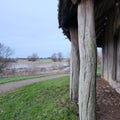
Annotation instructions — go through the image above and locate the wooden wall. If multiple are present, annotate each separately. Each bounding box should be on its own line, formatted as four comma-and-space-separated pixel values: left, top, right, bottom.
102, 7, 120, 93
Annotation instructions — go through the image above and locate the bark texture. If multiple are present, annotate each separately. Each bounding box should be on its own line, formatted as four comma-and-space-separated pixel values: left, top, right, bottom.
78, 0, 97, 120
70, 28, 80, 102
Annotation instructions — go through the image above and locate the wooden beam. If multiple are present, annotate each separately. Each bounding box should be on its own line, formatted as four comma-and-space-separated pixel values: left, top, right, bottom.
70, 27, 80, 102
95, 0, 115, 20
78, 0, 97, 120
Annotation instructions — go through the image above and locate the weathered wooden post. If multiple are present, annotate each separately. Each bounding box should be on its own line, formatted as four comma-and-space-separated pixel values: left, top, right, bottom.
78, 0, 97, 120
70, 27, 80, 102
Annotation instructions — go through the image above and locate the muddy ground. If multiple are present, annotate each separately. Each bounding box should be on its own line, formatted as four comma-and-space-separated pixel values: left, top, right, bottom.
97, 77, 120, 120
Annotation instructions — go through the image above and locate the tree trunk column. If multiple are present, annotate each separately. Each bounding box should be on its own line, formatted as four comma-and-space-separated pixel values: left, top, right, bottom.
70, 27, 80, 102
78, 0, 97, 120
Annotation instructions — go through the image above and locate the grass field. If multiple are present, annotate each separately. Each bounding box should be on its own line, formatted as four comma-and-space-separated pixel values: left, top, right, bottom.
0, 75, 45, 84
0, 76, 79, 120
0, 65, 102, 120
0, 73, 67, 84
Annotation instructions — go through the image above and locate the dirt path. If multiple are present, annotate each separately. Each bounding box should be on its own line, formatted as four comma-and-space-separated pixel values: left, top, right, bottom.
0, 74, 69, 94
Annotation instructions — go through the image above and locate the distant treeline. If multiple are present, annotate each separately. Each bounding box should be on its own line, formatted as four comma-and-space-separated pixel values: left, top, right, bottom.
13, 57, 51, 60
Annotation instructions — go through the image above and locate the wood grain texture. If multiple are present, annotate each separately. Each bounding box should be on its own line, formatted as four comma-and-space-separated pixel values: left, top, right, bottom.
78, 0, 97, 119
70, 28, 80, 102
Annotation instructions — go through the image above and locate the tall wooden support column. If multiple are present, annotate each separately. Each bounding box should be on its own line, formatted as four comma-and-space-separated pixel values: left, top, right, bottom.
70, 27, 80, 102
78, 0, 97, 120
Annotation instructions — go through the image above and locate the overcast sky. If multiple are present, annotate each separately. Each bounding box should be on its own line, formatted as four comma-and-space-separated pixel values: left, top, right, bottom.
0, 0, 71, 58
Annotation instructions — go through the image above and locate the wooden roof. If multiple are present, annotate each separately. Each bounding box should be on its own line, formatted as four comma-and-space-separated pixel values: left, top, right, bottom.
58, 0, 119, 47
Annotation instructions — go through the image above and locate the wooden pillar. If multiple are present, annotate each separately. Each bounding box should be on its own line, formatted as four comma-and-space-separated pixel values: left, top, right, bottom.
70, 27, 80, 102
78, 0, 97, 120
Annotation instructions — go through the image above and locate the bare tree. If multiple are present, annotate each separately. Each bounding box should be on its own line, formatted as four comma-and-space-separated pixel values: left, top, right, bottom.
27, 53, 39, 61
57, 52, 63, 62
51, 53, 57, 62
0, 43, 13, 75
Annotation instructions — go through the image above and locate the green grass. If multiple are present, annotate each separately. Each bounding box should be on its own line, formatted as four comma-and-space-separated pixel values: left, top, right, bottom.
0, 75, 46, 84
0, 76, 79, 120
97, 64, 102, 76
0, 73, 65, 84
